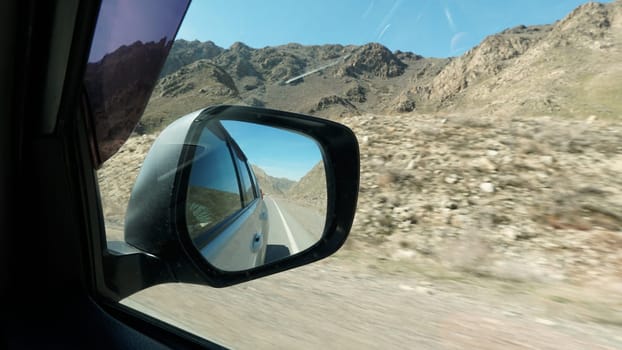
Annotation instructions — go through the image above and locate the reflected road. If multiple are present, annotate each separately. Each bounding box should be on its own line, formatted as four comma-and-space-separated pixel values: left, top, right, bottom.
264, 196, 324, 257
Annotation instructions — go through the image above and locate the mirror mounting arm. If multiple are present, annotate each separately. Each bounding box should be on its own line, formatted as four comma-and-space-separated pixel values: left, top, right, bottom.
103, 242, 177, 301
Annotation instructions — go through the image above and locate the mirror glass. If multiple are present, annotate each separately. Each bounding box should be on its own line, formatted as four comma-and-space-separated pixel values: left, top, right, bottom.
185, 119, 327, 272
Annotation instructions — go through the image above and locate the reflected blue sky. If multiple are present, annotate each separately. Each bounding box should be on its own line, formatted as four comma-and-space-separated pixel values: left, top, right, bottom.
222, 121, 322, 181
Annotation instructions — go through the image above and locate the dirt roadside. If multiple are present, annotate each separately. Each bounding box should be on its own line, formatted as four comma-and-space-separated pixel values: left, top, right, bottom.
122, 250, 622, 349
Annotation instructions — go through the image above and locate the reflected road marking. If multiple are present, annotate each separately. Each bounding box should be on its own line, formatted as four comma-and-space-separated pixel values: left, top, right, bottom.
267, 197, 300, 254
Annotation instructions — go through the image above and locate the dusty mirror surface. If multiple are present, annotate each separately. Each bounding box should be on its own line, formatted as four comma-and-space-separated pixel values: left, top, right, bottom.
185, 119, 327, 272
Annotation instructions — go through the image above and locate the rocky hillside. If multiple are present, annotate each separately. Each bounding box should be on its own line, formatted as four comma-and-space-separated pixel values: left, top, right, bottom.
428, 1, 622, 118
287, 161, 327, 212
427, 24, 553, 104
139, 40, 445, 132
251, 165, 295, 196
343, 112, 622, 284
252, 162, 327, 212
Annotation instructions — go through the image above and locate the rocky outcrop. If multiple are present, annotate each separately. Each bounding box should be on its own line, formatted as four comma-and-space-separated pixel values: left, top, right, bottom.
155, 60, 238, 97
314, 95, 357, 112
337, 43, 407, 78
252, 48, 307, 82
160, 39, 224, 77
156, 59, 238, 98
552, 2, 613, 44
393, 91, 416, 112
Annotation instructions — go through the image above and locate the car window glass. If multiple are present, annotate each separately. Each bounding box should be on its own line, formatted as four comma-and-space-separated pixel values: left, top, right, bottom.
185, 123, 242, 239
84, 0, 190, 164
96, 0, 622, 348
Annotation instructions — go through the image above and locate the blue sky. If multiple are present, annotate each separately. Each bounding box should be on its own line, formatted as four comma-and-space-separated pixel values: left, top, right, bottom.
176, 0, 610, 58
221, 121, 322, 181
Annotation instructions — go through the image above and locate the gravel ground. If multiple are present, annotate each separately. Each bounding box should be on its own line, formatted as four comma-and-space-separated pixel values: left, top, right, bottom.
123, 251, 622, 349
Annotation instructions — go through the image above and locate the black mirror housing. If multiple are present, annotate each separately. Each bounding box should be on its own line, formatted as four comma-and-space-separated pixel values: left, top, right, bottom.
105, 105, 359, 300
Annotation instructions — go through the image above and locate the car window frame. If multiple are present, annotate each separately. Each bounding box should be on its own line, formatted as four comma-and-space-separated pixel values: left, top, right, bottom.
244, 159, 260, 200
247, 162, 261, 199
232, 151, 256, 207
227, 134, 259, 207
8, 0, 255, 348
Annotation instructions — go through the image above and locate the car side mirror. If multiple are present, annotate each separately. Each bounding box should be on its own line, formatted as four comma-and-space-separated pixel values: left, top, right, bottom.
103, 105, 359, 300
185, 117, 328, 271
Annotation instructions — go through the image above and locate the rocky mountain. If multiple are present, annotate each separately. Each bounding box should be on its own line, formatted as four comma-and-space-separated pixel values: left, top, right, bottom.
138, 0, 621, 134
140, 40, 443, 132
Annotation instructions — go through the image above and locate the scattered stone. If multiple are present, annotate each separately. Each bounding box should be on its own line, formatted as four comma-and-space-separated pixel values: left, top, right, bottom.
415, 286, 434, 295
501, 226, 520, 241
394, 92, 416, 113
398, 284, 414, 291
471, 157, 498, 172
503, 311, 522, 317
534, 318, 557, 326
540, 155, 555, 165
393, 249, 416, 260
480, 182, 496, 193
486, 149, 499, 157
445, 202, 459, 210
444, 174, 459, 184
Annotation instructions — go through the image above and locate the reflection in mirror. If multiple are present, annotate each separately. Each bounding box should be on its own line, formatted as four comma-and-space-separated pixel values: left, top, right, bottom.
185, 119, 327, 272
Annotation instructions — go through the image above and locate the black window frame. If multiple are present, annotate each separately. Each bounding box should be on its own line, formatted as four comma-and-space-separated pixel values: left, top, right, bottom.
247, 163, 261, 198
227, 137, 258, 207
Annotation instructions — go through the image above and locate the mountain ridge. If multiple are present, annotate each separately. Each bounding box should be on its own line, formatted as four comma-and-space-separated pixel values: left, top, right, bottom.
134, 0, 621, 133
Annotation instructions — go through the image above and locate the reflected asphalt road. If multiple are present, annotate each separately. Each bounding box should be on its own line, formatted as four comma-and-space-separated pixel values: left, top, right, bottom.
104, 196, 324, 263
264, 196, 324, 256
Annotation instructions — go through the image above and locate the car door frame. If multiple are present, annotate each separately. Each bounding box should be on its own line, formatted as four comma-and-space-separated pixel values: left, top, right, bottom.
0, 0, 233, 348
